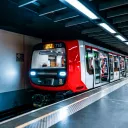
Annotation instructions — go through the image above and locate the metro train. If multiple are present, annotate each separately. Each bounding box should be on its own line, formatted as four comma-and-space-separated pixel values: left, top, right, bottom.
29, 40, 128, 107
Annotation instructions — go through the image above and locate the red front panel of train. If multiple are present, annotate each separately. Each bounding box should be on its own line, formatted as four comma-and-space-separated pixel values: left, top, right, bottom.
29, 40, 87, 92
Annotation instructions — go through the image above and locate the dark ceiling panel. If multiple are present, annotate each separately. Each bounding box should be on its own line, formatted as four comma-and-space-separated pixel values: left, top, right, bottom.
121, 28, 128, 32
102, 40, 119, 43
65, 17, 89, 27
88, 32, 108, 37
39, 3, 67, 16
38, 0, 58, 6
81, 27, 103, 34
93, 36, 116, 40
113, 15, 128, 24
99, 0, 128, 11
124, 33, 128, 35
97, 38, 119, 42
118, 22, 128, 28
81, 22, 95, 28
107, 7, 128, 18
53, 12, 79, 22
103, 42, 122, 45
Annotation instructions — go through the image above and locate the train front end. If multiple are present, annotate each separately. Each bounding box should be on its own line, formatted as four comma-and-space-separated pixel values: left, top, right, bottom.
29, 42, 69, 93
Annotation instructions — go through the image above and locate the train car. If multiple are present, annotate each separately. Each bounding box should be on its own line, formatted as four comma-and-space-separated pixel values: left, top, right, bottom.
29, 40, 128, 107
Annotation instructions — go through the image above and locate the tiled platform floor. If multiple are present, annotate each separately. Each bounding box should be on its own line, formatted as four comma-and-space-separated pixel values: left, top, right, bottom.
51, 84, 128, 128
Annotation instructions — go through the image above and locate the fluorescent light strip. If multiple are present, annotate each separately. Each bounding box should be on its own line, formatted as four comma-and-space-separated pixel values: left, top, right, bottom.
115, 35, 126, 42
125, 42, 128, 45
18, 0, 37, 7
65, 0, 98, 20
99, 23, 116, 34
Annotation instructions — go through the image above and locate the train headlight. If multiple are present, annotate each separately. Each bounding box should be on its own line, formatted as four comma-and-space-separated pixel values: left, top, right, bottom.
30, 71, 36, 76
59, 71, 66, 77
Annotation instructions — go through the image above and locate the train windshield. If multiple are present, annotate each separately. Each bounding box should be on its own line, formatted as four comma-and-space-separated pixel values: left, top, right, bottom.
31, 48, 66, 69
30, 42, 66, 86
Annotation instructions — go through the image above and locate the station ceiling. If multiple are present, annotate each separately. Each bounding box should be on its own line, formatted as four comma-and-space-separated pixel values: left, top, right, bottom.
1, 0, 128, 54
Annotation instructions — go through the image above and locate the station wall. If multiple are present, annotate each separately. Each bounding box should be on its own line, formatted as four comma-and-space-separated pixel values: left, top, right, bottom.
0, 29, 42, 111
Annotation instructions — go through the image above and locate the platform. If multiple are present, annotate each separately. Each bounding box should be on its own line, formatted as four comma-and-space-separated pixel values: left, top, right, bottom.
0, 78, 128, 128
51, 83, 128, 128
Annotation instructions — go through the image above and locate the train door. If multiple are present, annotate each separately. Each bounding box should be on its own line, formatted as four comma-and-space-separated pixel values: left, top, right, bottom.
125, 58, 128, 77
94, 50, 109, 87
85, 47, 94, 89
93, 50, 100, 84
99, 52, 109, 83
109, 54, 114, 82
119, 56, 125, 78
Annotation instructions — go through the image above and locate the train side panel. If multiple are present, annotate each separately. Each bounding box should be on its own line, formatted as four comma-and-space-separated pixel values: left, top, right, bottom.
65, 40, 87, 92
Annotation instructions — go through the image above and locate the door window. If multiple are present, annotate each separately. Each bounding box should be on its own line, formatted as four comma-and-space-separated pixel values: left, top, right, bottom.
119, 56, 125, 77
109, 55, 114, 80
114, 56, 119, 71
86, 49, 93, 75
94, 51, 100, 84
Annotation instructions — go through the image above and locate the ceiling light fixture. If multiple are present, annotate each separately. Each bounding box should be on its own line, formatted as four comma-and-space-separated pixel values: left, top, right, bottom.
125, 42, 128, 45
63, 0, 98, 20
99, 23, 116, 34
18, 0, 37, 7
115, 35, 126, 42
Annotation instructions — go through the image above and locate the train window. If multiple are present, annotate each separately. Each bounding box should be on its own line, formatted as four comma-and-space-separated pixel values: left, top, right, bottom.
95, 59, 100, 70
94, 51, 100, 74
86, 49, 93, 75
114, 56, 119, 71
120, 57, 125, 69
94, 51, 100, 84
109, 55, 114, 72
109, 55, 114, 80
99, 52, 108, 81
126, 59, 128, 74
119, 56, 125, 77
